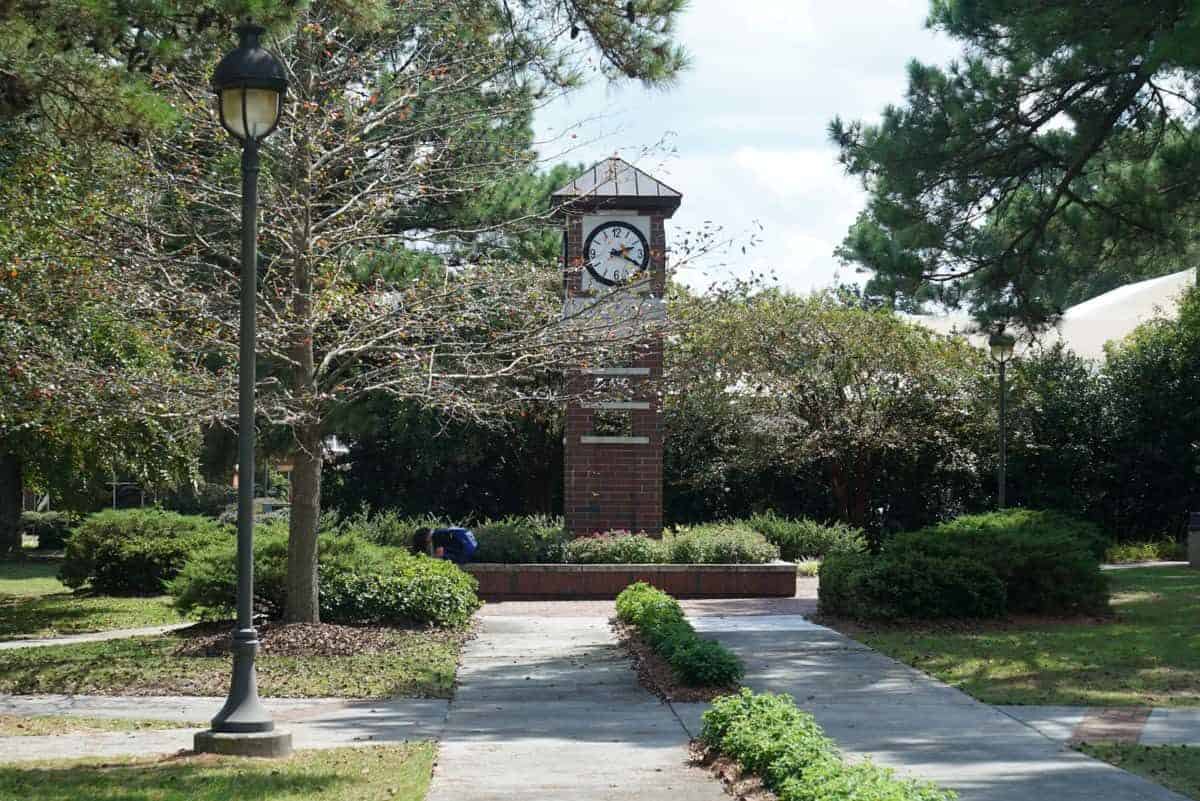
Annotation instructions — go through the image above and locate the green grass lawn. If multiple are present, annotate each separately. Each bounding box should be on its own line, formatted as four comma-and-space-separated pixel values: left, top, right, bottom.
0, 715, 201, 736
0, 628, 464, 698
843, 567, 1200, 706
1079, 744, 1200, 800
0, 560, 184, 640
0, 744, 436, 801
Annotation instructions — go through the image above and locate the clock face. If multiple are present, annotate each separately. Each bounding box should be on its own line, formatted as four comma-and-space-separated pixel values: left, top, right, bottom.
584, 221, 650, 287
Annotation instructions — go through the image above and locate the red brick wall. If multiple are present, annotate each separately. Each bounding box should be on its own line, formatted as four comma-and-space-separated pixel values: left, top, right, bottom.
563, 212, 666, 536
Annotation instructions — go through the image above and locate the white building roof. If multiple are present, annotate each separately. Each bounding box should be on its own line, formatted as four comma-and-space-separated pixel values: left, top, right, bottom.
907, 269, 1196, 361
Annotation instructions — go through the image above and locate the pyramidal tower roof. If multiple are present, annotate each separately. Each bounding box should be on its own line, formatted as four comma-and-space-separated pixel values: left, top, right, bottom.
551, 157, 682, 217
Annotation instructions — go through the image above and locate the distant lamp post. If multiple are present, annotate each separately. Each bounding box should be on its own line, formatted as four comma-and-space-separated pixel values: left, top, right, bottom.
196, 23, 291, 758
989, 331, 1016, 509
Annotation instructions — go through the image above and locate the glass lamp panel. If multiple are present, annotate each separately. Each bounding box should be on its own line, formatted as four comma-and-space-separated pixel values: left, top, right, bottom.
220, 87, 280, 140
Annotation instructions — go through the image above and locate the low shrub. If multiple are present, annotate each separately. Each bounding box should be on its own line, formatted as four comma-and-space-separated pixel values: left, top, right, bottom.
796, 559, 820, 577
20, 511, 74, 550
747, 513, 867, 562
819, 550, 1007, 620
60, 509, 227, 595
473, 515, 569, 563
665, 524, 779, 564
1105, 539, 1186, 564
336, 508, 450, 549
819, 509, 1108, 620
169, 522, 479, 627
616, 582, 743, 687
566, 532, 668, 564
701, 689, 955, 801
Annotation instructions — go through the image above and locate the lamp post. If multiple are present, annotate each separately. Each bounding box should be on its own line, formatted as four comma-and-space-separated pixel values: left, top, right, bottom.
989, 331, 1016, 509
195, 23, 291, 758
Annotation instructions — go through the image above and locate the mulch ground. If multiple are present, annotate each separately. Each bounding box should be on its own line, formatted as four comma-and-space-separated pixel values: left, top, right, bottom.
172, 621, 428, 658
611, 620, 736, 703
690, 741, 779, 801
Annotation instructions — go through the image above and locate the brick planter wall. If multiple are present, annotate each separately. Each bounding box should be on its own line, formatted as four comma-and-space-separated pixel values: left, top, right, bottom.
465, 561, 797, 601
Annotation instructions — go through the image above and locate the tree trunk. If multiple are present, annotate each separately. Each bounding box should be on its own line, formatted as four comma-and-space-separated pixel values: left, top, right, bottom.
285, 423, 322, 623
0, 447, 21, 554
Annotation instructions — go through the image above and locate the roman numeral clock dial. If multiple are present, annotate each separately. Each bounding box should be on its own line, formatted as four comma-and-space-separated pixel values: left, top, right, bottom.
584, 221, 649, 287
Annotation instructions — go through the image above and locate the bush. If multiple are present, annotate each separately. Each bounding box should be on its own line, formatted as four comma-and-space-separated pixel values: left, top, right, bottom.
747, 513, 867, 562
616, 582, 743, 687
20, 511, 74, 550
819, 509, 1108, 620
819, 551, 1007, 620
1105, 539, 1186, 563
665, 524, 779, 564
169, 521, 479, 627
60, 509, 227, 595
565, 532, 669, 564
473, 515, 569, 563
336, 508, 450, 549
701, 689, 954, 801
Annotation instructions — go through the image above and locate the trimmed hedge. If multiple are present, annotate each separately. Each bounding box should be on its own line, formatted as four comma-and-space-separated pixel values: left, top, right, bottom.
566, 532, 668, 563
615, 582, 743, 687
60, 509, 227, 595
667, 524, 779, 564
168, 522, 479, 628
747, 513, 867, 562
819, 509, 1108, 620
701, 689, 954, 801
473, 515, 569, 563
20, 511, 74, 550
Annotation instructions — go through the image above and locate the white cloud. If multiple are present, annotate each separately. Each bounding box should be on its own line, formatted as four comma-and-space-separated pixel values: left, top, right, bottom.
535, 0, 960, 293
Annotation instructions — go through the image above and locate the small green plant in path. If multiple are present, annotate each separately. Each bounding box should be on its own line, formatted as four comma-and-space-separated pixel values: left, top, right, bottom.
850, 567, 1200, 707
701, 689, 955, 801
0, 744, 436, 801
1077, 744, 1200, 800
616, 582, 743, 687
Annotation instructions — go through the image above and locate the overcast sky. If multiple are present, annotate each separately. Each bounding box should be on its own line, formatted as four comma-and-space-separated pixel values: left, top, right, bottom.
534, 0, 960, 293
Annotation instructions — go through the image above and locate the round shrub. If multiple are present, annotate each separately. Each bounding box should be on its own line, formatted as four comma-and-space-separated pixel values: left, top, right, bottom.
169, 522, 479, 627
20, 511, 74, 550
473, 515, 569, 563
819, 550, 1007, 620
60, 509, 227, 595
565, 532, 669, 564
747, 512, 867, 561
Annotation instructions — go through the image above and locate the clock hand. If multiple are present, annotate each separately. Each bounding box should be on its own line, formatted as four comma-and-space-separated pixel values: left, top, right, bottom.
609, 248, 644, 268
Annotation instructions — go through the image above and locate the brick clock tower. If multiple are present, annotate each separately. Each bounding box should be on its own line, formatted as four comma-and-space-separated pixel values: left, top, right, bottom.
551, 158, 682, 537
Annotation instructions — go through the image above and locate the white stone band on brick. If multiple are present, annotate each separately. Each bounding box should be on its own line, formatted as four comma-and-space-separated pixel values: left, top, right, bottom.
580, 435, 651, 444
581, 401, 652, 410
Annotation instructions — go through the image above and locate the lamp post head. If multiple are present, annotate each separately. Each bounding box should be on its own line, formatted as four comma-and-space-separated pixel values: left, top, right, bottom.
988, 331, 1016, 364
212, 23, 288, 143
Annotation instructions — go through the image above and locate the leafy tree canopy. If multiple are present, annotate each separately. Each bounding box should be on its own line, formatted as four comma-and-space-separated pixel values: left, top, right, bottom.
833, 0, 1200, 329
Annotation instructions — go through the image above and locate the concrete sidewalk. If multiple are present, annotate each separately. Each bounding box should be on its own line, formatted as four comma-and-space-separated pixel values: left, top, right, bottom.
0, 623, 193, 650
426, 615, 723, 801
679, 614, 1188, 801
1000, 705, 1200, 746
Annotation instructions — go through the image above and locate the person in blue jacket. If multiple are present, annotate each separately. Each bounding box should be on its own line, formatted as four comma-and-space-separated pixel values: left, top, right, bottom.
411, 526, 477, 565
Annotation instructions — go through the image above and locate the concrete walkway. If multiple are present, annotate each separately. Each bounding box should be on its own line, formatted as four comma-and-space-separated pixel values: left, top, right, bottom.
1000, 706, 1200, 746
678, 614, 1188, 801
426, 615, 724, 801
0, 622, 193, 650
0, 694, 448, 762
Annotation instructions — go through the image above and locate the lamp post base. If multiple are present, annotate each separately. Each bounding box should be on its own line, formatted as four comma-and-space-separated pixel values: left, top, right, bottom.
194, 728, 293, 758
